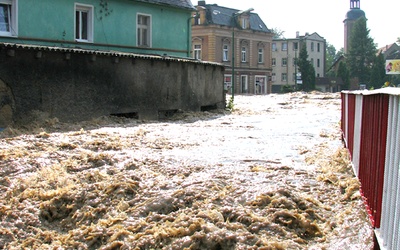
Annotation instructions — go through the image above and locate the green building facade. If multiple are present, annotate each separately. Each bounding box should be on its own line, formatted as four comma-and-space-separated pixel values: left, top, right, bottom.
0, 0, 195, 57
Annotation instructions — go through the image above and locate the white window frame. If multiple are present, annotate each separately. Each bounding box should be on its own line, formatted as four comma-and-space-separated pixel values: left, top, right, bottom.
241, 18, 247, 29
194, 44, 201, 60
75, 3, 94, 43
272, 58, 276, 66
255, 76, 266, 94
137, 13, 152, 47
271, 73, 276, 82
0, 0, 17, 37
282, 58, 287, 67
282, 42, 287, 51
272, 43, 277, 51
282, 73, 287, 82
241, 46, 247, 62
223, 44, 229, 62
293, 42, 298, 51
258, 48, 264, 63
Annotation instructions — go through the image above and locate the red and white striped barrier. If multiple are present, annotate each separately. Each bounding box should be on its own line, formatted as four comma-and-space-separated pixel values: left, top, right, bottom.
341, 88, 400, 250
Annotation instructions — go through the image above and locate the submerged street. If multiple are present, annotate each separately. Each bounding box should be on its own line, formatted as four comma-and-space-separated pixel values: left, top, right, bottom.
0, 92, 374, 249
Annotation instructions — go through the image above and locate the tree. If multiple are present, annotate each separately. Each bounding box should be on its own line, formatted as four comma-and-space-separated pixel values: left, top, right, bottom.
336, 48, 344, 60
271, 28, 285, 39
325, 43, 337, 77
337, 61, 350, 90
297, 43, 315, 91
369, 53, 388, 89
347, 17, 376, 87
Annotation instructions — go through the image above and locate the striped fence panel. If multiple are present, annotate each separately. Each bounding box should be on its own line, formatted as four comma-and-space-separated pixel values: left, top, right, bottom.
341, 88, 400, 250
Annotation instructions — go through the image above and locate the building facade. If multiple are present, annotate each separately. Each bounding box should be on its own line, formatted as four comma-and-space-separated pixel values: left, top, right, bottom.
191, 1, 273, 95
271, 32, 326, 93
0, 0, 195, 57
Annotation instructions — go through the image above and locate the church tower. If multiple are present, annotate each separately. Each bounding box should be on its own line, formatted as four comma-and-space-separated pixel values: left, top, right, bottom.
343, 0, 366, 53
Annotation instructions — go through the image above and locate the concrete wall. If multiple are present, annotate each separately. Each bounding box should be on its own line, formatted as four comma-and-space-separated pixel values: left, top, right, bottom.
0, 45, 225, 125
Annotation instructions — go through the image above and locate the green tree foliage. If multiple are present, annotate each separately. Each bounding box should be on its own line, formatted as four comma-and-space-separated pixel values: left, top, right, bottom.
325, 43, 337, 77
337, 61, 350, 90
369, 53, 388, 89
336, 48, 344, 60
271, 28, 285, 39
347, 18, 376, 86
297, 43, 315, 91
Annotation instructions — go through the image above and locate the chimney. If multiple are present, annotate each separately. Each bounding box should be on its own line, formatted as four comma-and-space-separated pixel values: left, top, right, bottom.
198, 1, 206, 6
296, 31, 299, 38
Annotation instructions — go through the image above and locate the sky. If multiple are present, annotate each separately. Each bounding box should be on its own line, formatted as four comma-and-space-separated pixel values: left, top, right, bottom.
206, 0, 400, 51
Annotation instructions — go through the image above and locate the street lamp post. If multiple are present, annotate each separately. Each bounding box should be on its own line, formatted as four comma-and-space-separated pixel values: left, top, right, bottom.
214, 8, 253, 101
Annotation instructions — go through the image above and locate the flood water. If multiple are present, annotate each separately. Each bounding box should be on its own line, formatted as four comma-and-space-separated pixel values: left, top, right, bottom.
0, 92, 374, 249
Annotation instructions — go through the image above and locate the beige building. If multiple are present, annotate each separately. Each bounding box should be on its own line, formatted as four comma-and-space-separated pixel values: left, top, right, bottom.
271, 32, 326, 93
191, 1, 274, 95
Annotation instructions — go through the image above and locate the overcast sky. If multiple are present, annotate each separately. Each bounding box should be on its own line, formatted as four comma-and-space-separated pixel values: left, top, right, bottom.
205, 0, 399, 51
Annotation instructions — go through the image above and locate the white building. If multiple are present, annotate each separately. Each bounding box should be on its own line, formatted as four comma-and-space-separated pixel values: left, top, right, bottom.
271, 32, 326, 93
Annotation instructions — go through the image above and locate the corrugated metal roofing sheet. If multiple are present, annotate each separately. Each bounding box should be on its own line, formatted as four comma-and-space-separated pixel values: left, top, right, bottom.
0, 42, 222, 66
342, 87, 400, 96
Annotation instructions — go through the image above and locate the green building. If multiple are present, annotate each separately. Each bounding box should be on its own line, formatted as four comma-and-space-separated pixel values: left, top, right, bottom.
0, 0, 195, 57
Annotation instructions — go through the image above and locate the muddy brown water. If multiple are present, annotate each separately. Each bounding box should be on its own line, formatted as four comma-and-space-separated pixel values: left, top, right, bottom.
0, 92, 374, 249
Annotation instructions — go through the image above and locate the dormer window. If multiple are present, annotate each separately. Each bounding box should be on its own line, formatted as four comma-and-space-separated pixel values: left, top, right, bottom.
241, 18, 247, 29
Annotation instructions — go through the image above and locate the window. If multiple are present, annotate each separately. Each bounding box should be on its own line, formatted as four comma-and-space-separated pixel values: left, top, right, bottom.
293, 42, 298, 50
311, 42, 314, 51
241, 18, 247, 29
272, 58, 276, 66
255, 76, 266, 94
194, 44, 201, 60
137, 14, 151, 47
272, 43, 277, 51
282, 73, 287, 82
194, 14, 201, 25
75, 4, 93, 42
241, 47, 247, 62
282, 42, 287, 51
293, 57, 297, 66
258, 48, 264, 63
0, 0, 17, 36
317, 58, 320, 67
271, 73, 276, 82
317, 43, 320, 52
311, 58, 314, 66
223, 44, 229, 61
282, 58, 287, 67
